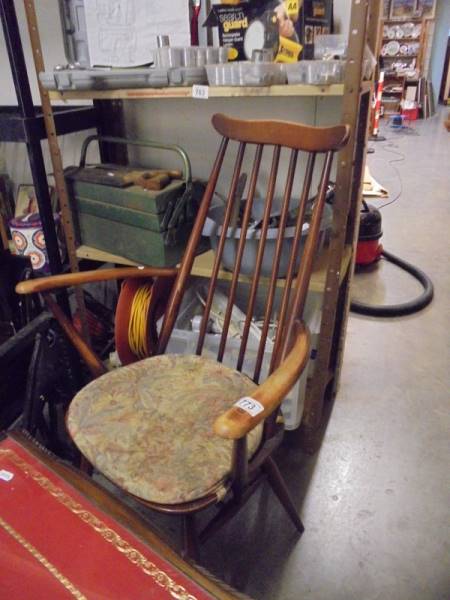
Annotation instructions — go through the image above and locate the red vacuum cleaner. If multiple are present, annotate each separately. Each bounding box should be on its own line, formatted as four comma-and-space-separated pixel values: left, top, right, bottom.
351, 201, 433, 316
355, 201, 383, 266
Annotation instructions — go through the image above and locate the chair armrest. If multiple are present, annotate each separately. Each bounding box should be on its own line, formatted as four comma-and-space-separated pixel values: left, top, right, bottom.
15, 266, 178, 295
213, 321, 310, 440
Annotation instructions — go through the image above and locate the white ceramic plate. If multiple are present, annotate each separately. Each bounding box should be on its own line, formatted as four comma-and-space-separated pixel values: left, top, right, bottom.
394, 25, 404, 39
402, 22, 414, 38
387, 26, 396, 39
412, 24, 421, 39
385, 41, 400, 57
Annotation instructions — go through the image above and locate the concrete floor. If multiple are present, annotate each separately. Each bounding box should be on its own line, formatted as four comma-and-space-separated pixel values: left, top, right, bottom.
118, 109, 450, 599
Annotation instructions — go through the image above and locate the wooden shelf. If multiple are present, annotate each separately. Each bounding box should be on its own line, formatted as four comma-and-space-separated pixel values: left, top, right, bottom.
193, 246, 353, 291
76, 244, 353, 294
383, 18, 423, 23
48, 81, 375, 102
76, 245, 138, 266
49, 83, 346, 101
383, 37, 420, 42
383, 54, 418, 58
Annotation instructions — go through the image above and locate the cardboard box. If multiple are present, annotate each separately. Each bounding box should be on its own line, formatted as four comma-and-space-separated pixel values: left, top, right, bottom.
301, 0, 334, 59
204, 0, 333, 62
204, 1, 303, 62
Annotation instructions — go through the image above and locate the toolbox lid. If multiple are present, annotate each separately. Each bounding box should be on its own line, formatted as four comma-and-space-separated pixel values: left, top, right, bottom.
65, 170, 185, 215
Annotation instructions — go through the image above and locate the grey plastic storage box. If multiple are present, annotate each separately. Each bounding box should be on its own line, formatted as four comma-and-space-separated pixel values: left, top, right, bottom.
202, 202, 333, 277
39, 66, 209, 92
39, 68, 169, 91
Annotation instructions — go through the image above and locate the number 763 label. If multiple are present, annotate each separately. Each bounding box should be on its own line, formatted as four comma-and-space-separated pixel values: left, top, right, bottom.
192, 85, 209, 99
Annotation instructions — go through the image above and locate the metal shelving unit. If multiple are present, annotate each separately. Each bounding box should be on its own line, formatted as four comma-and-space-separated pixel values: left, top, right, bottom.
0, 106, 97, 143
0, 1, 96, 282
15, 0, 381, 452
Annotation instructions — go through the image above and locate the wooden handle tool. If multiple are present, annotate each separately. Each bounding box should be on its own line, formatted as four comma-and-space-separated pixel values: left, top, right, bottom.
137, 173, 171, 191
147, 169, 183, 179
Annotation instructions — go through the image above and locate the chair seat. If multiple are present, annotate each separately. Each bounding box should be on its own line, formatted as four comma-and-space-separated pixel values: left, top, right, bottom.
67, 354, 261, 505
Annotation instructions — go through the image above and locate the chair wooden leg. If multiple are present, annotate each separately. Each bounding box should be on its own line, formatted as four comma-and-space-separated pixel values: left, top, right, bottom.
199, 477, 262, 543
199, 500, 241, 544
181, 514, 200, 562
263, 456, 304, 533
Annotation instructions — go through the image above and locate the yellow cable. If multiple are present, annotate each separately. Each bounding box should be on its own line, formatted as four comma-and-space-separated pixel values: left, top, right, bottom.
128, 283, 153, 359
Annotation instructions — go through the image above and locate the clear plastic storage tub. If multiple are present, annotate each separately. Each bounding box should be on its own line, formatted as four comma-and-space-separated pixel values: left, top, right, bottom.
286, 60, 345, 85
314, 35, 347, 60
168, 67, 207, 86
205, 62, 286, 87
155, 46, 228, 69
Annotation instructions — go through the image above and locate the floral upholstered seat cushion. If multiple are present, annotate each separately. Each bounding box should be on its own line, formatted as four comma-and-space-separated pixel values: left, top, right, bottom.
67, 354, 261, 505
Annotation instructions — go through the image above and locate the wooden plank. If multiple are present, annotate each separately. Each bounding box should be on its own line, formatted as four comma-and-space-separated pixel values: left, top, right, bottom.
23, 0, 90, 342
76, 245, 139, 266
49, 84, 345, 102
75, 244, 352, 293
190, 245, 352, 292
301, 0, 380, 446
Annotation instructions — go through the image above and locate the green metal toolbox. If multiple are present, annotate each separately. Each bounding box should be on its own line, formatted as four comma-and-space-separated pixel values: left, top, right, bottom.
65, 135, 197, 266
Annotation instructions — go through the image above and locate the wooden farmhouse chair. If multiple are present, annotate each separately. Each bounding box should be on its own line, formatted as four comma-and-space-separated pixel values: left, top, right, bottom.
16, 114, 349, 559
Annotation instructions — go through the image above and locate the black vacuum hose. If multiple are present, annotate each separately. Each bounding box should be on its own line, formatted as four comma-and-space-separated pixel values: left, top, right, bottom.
350, 249, 434, 317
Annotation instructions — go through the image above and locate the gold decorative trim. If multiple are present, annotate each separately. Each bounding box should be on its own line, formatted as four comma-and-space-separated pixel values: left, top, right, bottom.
0, 514, 87, 599
0, 448, 199, 600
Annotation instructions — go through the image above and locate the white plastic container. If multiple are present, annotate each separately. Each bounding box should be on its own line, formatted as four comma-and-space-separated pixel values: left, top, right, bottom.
163, 285, 323, 430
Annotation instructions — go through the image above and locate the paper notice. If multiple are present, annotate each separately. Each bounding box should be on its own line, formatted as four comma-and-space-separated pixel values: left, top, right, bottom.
84, 0, 191, 67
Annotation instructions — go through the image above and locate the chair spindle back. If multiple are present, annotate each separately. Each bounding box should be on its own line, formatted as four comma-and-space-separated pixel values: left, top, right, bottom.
158, 114, 349, 385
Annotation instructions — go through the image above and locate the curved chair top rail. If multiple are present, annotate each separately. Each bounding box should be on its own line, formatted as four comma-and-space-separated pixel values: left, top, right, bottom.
212, 113, 350, 153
